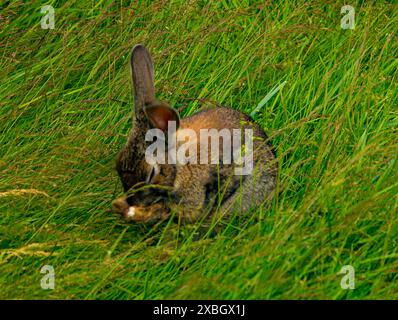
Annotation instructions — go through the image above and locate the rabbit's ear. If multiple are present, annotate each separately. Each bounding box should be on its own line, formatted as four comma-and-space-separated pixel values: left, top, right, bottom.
144, 104, 180, 132
130, 45, 155, 117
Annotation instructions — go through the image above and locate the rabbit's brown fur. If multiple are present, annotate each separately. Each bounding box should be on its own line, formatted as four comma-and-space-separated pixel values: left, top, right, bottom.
112, 45, 277, 223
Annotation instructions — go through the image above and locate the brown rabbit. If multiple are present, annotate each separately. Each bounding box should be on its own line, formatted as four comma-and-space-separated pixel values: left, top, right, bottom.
112, 44, 277, 223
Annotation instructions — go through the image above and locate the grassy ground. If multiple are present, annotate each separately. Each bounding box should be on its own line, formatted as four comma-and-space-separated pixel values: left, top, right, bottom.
0, 0, 397, 299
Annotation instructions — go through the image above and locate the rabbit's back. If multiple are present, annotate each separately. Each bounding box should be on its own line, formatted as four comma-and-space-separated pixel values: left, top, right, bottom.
171, 106, 277, 220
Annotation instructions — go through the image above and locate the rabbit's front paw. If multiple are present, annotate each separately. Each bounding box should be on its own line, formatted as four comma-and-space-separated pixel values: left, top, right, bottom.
112, 197, 170, 223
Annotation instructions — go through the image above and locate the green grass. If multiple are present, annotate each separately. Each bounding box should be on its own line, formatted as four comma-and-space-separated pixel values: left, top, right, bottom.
1, 0, 397, 299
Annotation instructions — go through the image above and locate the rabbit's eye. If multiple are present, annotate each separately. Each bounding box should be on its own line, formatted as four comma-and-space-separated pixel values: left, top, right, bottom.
146, 164, 159, 183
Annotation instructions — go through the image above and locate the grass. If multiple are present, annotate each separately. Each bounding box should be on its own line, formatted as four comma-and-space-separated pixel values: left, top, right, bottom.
0, 0, 397, 299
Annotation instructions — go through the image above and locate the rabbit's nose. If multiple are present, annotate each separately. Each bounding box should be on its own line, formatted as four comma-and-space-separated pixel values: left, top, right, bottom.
112, 198, 129, 216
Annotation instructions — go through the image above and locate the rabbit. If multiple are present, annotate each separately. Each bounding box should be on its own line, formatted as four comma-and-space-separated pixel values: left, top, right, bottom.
112, 44, 277, 223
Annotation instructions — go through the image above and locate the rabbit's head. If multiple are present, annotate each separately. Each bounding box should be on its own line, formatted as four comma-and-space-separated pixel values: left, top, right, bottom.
113, 45, 179, 221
